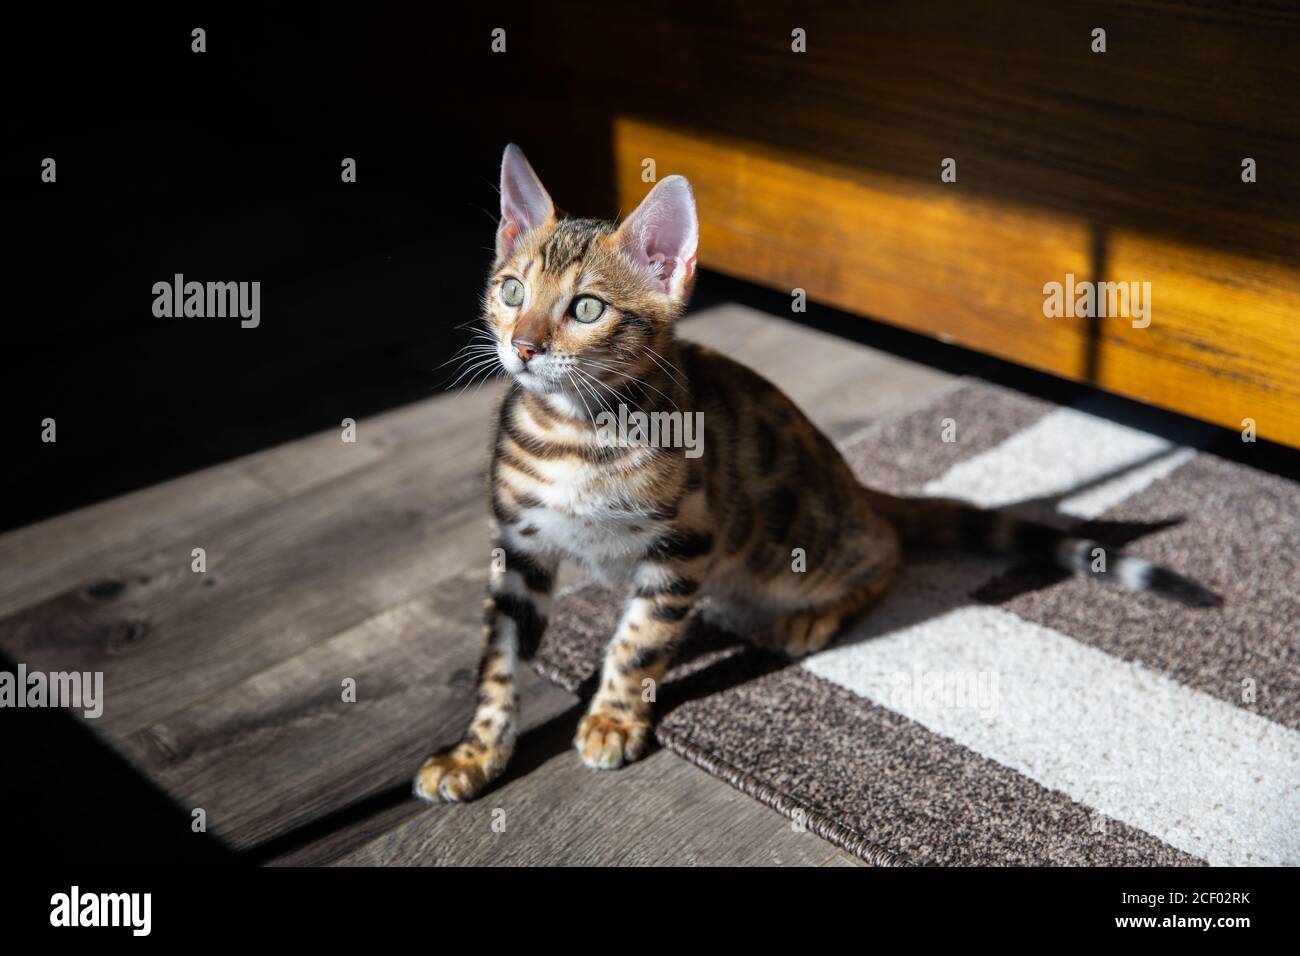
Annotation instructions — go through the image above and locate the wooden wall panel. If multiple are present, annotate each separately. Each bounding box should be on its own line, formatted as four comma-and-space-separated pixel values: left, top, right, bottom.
1099, 233, 1300, 440
614, 118, 1300, 447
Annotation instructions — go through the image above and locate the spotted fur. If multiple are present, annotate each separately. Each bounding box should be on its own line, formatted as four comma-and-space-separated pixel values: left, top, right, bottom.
412, 146, 1219, 803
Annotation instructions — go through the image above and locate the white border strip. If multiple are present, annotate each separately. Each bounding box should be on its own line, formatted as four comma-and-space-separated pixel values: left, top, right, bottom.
923, 406, 1198, 519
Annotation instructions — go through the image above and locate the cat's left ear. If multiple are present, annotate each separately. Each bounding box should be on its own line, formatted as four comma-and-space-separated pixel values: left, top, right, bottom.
497, 143, 555, 261
615, 175, 698, 300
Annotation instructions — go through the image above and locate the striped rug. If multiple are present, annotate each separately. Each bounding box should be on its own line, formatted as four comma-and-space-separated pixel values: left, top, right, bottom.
535, 380, 1300, 866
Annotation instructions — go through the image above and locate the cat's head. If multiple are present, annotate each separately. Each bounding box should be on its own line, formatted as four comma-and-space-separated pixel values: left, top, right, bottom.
481, 144, 697, 398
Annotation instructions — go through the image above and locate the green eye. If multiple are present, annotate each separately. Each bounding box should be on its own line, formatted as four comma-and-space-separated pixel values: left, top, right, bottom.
500, 278, 525, 307
571, 295, 605, 323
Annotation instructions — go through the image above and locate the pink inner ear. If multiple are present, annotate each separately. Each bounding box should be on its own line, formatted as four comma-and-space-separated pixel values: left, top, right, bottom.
498, 217, 523, 252
621, 177, 698, 291
500, 145, 553, 238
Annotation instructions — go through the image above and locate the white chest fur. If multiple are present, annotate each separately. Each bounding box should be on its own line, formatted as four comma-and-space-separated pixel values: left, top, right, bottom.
499, 393, 675, 583
506, 457, 662, 582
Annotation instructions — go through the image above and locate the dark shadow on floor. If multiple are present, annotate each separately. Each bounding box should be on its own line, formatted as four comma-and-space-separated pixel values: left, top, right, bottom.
0, 651, 237, 867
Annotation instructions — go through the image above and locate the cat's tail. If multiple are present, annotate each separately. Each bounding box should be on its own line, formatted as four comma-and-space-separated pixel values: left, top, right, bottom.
861, 489, 1221, 609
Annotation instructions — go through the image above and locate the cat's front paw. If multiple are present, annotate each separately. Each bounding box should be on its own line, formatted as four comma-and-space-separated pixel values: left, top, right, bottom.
574, 711, 650, 770
412, 744, 502, 803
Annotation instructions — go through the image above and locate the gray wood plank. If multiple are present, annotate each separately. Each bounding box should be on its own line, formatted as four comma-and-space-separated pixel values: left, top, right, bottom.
0, 392, 499, 736
0, 388, 500, 619
332, 744, 841, 867
821, 851, 869, 867
116, 567, 575, 852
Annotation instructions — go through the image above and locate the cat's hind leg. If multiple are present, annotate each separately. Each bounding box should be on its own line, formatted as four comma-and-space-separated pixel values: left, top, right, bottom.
770, 553, 898, 658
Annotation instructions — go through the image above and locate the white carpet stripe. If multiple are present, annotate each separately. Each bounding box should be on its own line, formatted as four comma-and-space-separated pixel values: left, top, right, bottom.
807, 404, 1298, 865
922, 406, 1197, 519
804, 598, 1300, 866
1057, 446, 1197, 519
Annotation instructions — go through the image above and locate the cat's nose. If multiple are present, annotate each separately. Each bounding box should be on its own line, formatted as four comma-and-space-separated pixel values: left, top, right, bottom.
512, 338, 543, 364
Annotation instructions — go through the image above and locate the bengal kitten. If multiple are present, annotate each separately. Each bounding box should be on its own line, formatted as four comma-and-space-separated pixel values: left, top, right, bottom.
413, 144, 1219, 803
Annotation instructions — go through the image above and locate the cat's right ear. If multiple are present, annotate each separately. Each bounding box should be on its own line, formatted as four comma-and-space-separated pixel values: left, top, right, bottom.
497, 144, 555, 262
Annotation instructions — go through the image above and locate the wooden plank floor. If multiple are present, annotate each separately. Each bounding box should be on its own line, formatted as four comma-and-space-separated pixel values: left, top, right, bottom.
0, 304, 953, 866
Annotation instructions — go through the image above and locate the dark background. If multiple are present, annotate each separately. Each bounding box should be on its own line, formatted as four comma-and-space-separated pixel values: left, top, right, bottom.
5, 5, 590, 533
